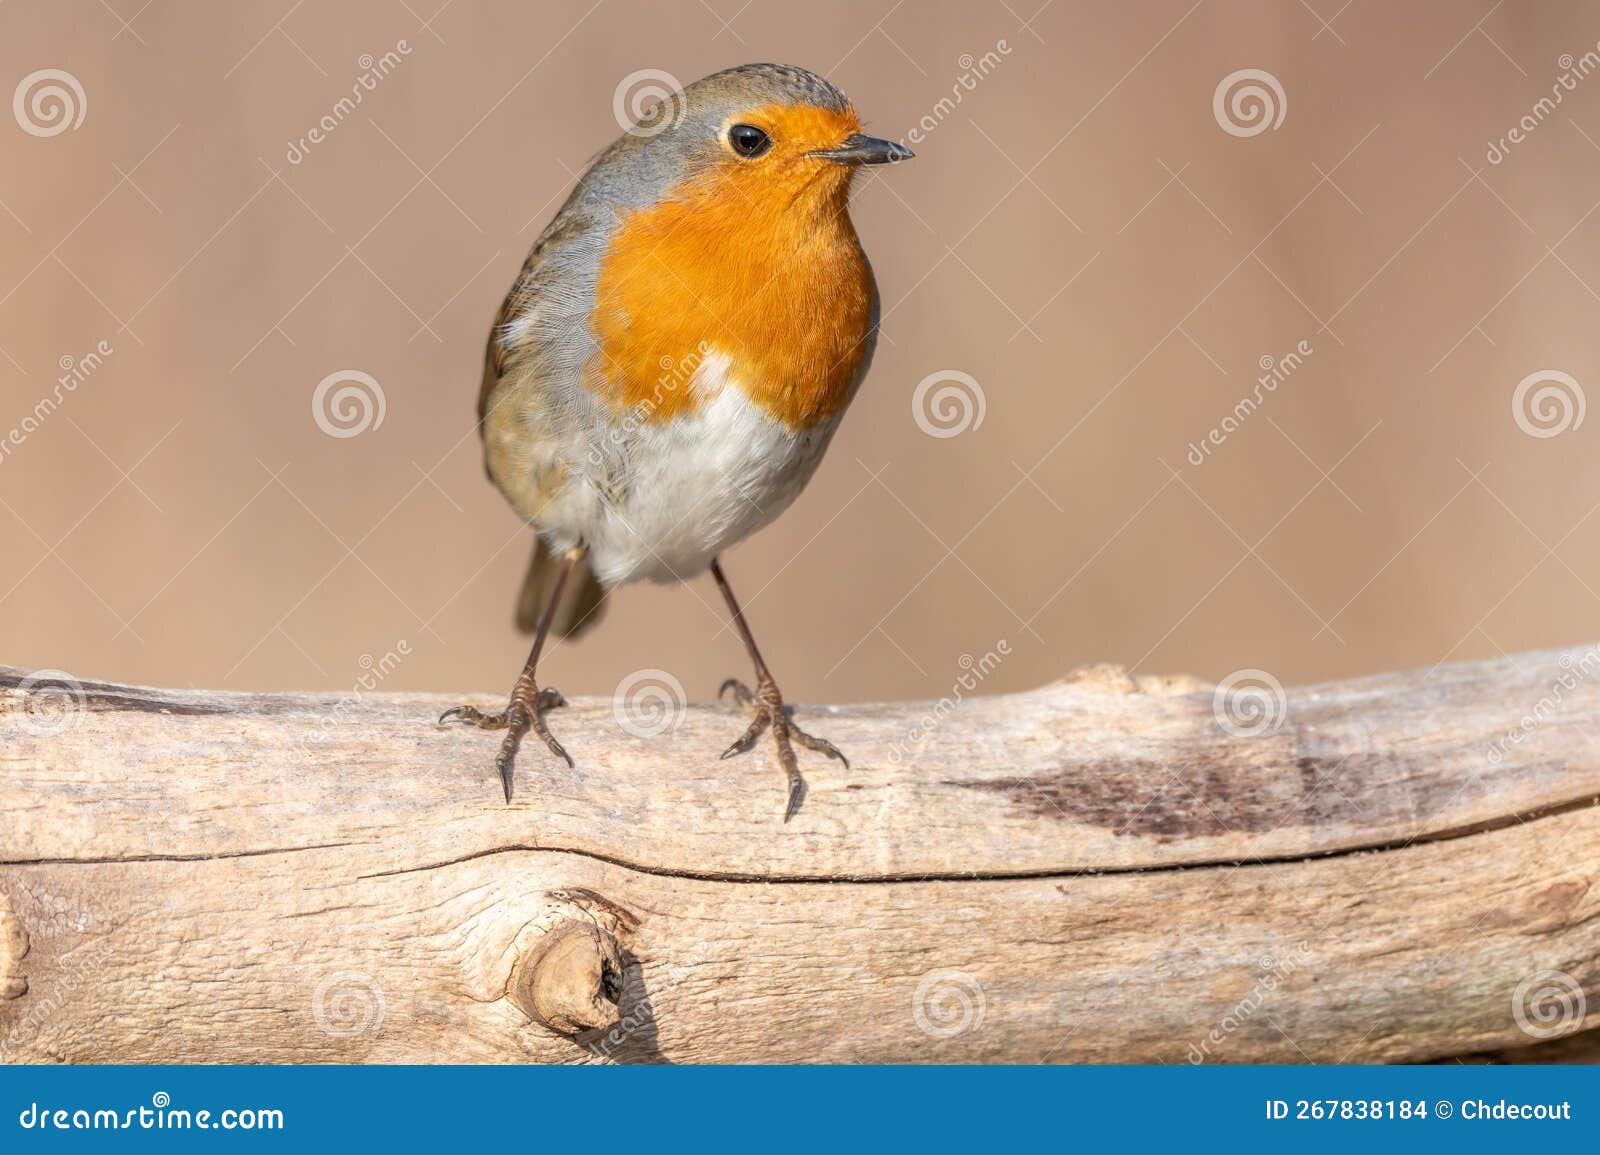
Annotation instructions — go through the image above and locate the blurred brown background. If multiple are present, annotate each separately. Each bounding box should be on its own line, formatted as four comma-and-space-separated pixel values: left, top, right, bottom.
2, 0, 1597, 705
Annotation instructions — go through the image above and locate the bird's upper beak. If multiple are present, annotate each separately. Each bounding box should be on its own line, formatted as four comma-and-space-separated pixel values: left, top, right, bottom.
810, 133, 915, 165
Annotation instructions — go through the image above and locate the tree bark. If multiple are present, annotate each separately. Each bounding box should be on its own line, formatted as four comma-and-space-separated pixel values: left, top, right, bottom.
1, 647, 1597, 1064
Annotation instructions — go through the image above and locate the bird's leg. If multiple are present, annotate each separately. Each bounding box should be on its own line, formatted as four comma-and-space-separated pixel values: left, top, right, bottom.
710, 557, 847, 822
440, 544, 583, 802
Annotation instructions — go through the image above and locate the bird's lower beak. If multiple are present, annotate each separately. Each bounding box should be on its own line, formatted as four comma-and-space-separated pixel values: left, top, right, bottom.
810, 134, 915, 165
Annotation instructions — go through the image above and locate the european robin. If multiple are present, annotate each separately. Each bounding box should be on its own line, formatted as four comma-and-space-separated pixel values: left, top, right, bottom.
441, 63, 912, 817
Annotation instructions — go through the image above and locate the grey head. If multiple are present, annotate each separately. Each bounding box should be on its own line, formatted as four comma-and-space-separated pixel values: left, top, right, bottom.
571, 63, 907, 219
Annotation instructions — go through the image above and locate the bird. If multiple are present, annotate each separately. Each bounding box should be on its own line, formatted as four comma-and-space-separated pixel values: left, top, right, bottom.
440, 63, 913, 818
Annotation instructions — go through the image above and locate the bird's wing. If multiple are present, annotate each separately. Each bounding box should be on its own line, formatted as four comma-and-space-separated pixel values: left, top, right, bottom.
477, 128, 674, 525
477, 196, 614, 528
478, 205, 596, 424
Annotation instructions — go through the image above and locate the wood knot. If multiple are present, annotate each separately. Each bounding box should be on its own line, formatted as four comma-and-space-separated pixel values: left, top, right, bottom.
508, 920, 623, 1035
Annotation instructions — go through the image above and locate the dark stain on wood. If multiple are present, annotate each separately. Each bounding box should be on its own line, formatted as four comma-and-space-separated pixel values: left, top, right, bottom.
944, 748, 1503, 839
549, 887, 641, 932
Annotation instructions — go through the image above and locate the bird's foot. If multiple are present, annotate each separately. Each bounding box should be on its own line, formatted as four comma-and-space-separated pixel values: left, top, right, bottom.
718, 677, 848, 821
439, 675, 570, 802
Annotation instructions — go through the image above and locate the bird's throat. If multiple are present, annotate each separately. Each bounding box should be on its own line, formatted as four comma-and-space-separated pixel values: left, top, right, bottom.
588, 176, 875, 430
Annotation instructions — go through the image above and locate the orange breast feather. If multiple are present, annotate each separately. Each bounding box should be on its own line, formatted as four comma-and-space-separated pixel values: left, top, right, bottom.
587, 111, 877, 430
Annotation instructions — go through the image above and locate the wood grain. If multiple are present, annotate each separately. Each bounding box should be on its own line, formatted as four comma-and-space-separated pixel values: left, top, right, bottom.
1, 647, 1597, 1063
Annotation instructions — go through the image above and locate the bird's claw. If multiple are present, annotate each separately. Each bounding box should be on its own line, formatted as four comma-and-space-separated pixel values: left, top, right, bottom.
439, 683, 570, 802
718, 677, 847, 821
438, 703, 493, 727
718, 708, 771, 760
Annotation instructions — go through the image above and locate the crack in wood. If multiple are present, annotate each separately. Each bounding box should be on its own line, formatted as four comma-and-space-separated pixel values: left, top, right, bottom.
3, 796, 1595, 886
342, 790, 1600, 885
0, 842, 361, 868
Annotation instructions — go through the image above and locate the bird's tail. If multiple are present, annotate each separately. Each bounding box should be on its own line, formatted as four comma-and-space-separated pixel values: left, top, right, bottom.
515, 538, 606, 639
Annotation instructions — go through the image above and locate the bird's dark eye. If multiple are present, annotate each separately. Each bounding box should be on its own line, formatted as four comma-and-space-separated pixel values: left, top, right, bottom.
727, 123, 772, 158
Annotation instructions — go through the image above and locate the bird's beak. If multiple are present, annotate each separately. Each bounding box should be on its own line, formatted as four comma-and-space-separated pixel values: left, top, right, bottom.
810, 134, 915, 165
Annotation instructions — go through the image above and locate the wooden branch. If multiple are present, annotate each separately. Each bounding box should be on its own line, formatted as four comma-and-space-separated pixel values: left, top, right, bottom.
2, 647, 1598, 1064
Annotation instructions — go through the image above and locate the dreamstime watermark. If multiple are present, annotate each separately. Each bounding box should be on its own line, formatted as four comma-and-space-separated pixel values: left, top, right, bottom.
13, 68, 86, 137
585, 934, 716, 1060
1213, 68, 1286, 137
612, 669, 687, 739
1485, 644, 1600, 765
1186, 339, 1312, 465
0, 888, 114, 1063
285, 41, 413, 164
1511, 369, 1585, 438
1187, 942, 1313, 1062
912, 969, 986, 1039
587, 340, 713, 466
16, 1093, 284, 1131
0, 340, 113, 469
312, 369, 386, 438
912, 370, 986, 438
0, 941, 115, 1062
1487, 46, 1600, 165
1512, 970, 1587, 1039
311, 971, 386, 1038
7, 669, 88, 738
887, 640, 1011, 764
586, 993, 658, 1060
614, 69, 685, 137
1213, 668, 1287, 737
296, 641, 412, 758
904, 41, 1013, 147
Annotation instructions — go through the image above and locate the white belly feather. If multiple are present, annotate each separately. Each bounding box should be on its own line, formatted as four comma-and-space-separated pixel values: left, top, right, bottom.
575, 356, 839, 586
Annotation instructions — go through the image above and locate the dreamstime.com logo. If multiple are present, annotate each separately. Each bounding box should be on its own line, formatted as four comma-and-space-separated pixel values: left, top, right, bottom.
587, 994, 657, 1060
886, 641, 1011, 765
13, 68, 86, 137
1, 927, 113, 1062
1189, 943, 1314, 1062
286, 40, 413, 165
1212, 668, 1287, 737
311, 971, 386, 1038
615, 69, 684, 137
312, 369, 386, 438
1186, 340, 1313, 466
295, 641, 412, 759
912, 968, 986, 1039
1512, 369, 1585, 438
587, 340, 714, 467
1213, 68, 1286, 137
612, 669, 687, 738
15, 1092, 284, 1132
0, 339, 114, 471
9, 669, 87, 737
904, 41, 1013, 146
1512, 970, 1587, 1040
913, 370, 986, 438
1485, 644, 1600, 766
1487, 46, 1600, 165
